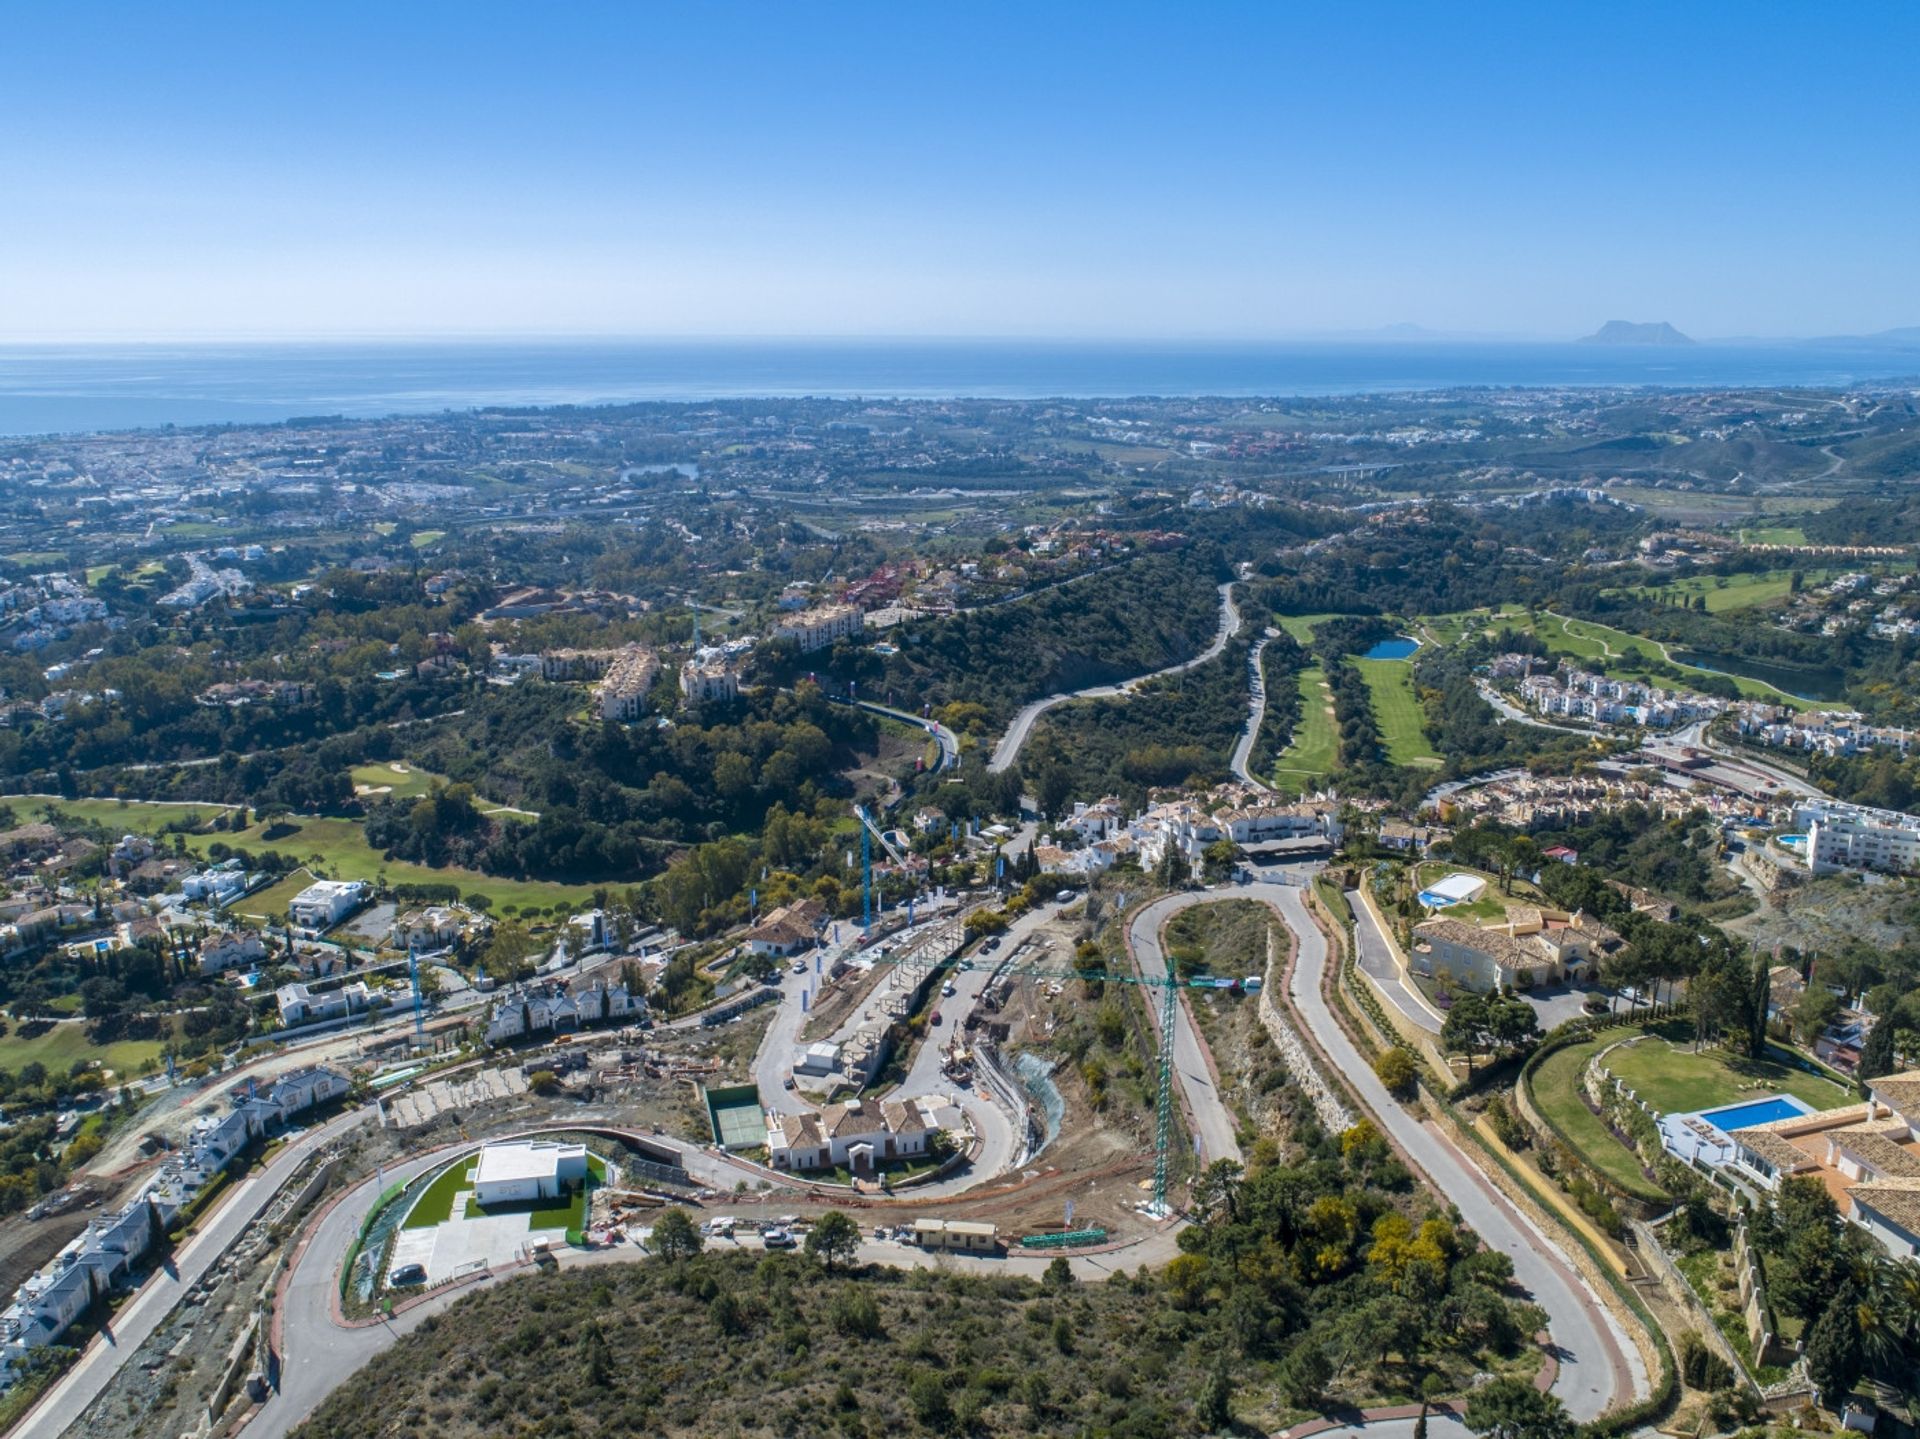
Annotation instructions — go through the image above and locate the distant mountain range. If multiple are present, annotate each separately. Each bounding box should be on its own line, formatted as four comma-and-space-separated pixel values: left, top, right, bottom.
1578, 320, 1695, 346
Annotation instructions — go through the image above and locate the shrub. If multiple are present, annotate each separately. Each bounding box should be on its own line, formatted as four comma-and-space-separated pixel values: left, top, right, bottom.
1373, 1047, 1417, 1098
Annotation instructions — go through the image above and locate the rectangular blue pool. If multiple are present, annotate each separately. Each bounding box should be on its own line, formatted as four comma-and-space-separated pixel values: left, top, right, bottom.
1697, 1096, 1811, 1132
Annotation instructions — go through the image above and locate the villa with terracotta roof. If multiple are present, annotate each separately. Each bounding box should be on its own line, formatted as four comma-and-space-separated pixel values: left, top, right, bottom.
1410, 906, 1624, 993
1726, 1069, 1920, 1258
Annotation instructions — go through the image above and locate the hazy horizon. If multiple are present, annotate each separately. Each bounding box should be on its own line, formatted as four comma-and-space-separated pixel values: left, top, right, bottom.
3, 3, 1917, 343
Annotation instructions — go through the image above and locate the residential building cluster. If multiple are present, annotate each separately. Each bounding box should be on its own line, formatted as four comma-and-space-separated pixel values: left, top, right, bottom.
1509, 660, 1727, 729
1, 1065, 349, 1376
1032, 783, 1342, 877
678, 648, 742, 703
482, 976, 643, 1046
771, 602, 862, 654
1432, 772, 1712, 831
1732, 702, 1914, 760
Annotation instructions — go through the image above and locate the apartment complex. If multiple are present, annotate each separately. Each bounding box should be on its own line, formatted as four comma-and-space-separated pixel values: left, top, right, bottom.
771, 602, 861, 653
679, 652, 741, 702
1792, 798, 1920, 876
595, 644, 661, 721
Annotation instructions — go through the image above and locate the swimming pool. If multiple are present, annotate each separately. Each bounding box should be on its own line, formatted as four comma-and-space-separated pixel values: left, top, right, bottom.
1696, 1096, 1812, 1133
1777, 833, 1807, 850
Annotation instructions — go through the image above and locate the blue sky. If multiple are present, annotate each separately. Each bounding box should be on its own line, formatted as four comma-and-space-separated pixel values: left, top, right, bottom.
3, 2, 1915, 339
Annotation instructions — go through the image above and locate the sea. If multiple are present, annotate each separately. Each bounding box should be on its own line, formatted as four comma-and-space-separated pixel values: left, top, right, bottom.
1, 338, 1917, 437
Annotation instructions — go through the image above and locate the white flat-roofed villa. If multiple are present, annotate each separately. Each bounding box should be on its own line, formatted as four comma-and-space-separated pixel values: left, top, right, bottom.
471, 1140, 589, 1207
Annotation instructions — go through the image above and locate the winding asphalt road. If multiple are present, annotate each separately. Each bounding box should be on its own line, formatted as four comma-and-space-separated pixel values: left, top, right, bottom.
59, 879, 1642, 1439
1265, 881, 1645, 1429
1229, 629, 1278, 789
987, 581, 1242, 773
1125, 893, 1246, 1169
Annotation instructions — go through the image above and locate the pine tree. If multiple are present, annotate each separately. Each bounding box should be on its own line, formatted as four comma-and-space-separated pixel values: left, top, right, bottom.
1197, 1359, 1232, 1431
1805, 1285, 1864, 1406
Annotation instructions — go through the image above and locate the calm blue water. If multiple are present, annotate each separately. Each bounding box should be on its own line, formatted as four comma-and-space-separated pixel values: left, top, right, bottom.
1698, 1096, 1810, 1132
0, 338, 1916, 436
1362, 637, 1422, 660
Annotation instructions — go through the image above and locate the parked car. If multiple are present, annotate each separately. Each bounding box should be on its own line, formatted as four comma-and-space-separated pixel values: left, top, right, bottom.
941, 981, 957, 997
761, 1227, 796, 1249
389, 1262, 427, 1286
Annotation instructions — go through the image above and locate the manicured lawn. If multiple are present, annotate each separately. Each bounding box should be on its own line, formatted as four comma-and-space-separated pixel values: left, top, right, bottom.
1526, 1038, 1670, 1203
1353, 657, 1439, 767
1272, 665, 1337, 790
0, 1020, 167, 1081
1603, 1024, 1854, 1115
230, 867, 321, 923
409, 530, 446, 548
403, 1158, 477, 1229
1739, 525, 1808, 546
5, 551, 68, 569
457, 1155, 606, 1230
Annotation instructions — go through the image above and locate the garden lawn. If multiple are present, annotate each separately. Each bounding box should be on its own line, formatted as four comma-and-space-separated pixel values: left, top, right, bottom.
1272, 665, 1337, 790
0, 1020, 166, 1081
1353, 657, 1439, 767
404, 1158, 477, 1229
1602, 1024, 1854, 1114
230, 867, 322, 923
1526, 1038, 1670, 1203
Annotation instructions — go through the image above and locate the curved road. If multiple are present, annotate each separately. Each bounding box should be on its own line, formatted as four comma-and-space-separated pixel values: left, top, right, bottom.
837, 697, 960, 771
1264, 880, 1645, 1428
1229, 628, 1278, 788
63, 881, 1642, 1439
1125, 894, 1246, 1169
987, 581, 1242, 773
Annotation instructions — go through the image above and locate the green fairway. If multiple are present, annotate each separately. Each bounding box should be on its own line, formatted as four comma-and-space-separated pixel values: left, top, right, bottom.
5, 551, 68, 569
1497, 614, 1821, 711
1739, 526, 1808, 546
1527, 1039, 1670, 1202
1419, 605, 1526, 646
1353, 657, 1439, 767
0, 1020, 166, 1081
1604, 1025, 1854, 1115
15, 797, 591, 912
16, 796, 236, 830
1274, 612, 1349, 645
1615, 568, 1840, 615
409, 529, 446, 548
1272, 665, 1337, 790
350, 762, 441, 802
185, 815, 595, 912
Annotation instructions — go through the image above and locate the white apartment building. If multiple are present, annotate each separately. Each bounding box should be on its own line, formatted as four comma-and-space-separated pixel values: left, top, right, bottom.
1793, 799, 1920, 876
772, 602, 861, 653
